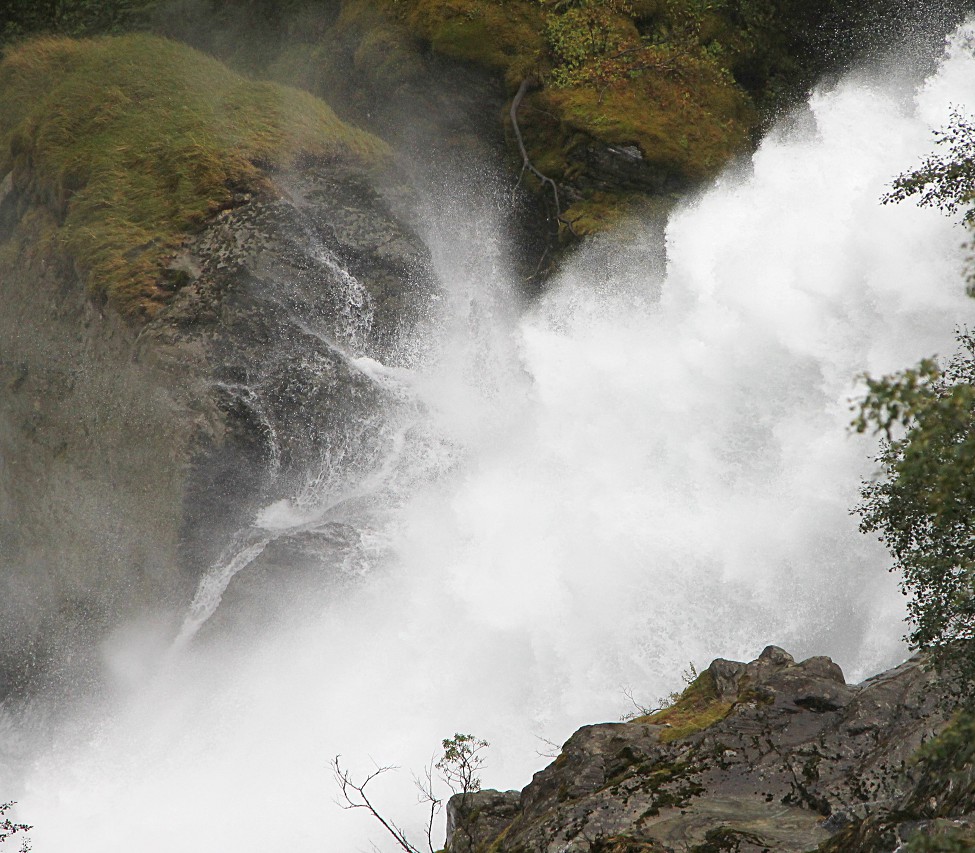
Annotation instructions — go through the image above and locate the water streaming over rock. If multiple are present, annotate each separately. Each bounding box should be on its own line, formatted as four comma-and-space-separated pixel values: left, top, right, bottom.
7, 22, 975, 852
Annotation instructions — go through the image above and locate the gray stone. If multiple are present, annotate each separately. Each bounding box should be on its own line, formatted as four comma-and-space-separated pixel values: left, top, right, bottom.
446, 789, 521, 853
476, 649, 951, 853
708, 658, 748, 700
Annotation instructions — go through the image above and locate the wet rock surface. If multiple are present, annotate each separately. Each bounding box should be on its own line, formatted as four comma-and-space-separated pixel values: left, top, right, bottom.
447, 647, 953, 853
0, 157, 434, 693
152, 160, 435, 571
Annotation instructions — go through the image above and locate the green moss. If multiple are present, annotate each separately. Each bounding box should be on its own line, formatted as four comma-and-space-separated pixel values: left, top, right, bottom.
560, 192, 634, 236
633, 672, 734, 743
398, 0, 546, 85
481, 820, 515, 853
543, 49, 752, 179
0, 34, 388, 320
908, 825, 975, 853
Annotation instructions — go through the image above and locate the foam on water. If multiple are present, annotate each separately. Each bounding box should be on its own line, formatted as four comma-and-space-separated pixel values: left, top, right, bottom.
10, 22, 975, 852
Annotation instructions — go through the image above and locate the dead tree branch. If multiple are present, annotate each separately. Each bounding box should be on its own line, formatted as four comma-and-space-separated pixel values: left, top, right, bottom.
414, 762, 442, 853
332, 756, 439, 853
510, 77, 578, 237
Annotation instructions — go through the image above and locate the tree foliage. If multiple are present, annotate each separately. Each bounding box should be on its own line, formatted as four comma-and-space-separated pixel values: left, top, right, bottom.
436, 733, 488, 798
855, 110, 975, 702
884, 110, 975, 224
855, 343, 975, 700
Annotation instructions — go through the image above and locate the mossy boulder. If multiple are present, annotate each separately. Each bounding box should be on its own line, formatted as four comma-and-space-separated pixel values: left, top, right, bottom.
0, 33, 388, 320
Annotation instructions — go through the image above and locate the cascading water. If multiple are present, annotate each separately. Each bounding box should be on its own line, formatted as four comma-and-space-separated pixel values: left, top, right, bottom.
6, 22, 975, 852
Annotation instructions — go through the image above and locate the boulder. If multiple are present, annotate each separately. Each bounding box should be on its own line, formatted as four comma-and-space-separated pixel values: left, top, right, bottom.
446, 790, 522, 853
470, 649, 951, 853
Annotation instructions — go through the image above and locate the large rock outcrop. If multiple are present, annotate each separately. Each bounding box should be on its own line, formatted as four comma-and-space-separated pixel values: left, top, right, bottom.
0, 157, 433, 695
446, 648, 968, 853
156, 0, 975, 245
0, 34, 439, 696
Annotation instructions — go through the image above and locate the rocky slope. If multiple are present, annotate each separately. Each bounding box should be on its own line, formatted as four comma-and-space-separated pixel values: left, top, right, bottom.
445, 648, 974, 853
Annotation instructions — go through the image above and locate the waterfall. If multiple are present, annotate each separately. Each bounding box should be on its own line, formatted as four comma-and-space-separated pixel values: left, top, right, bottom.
8, 22, 975, 853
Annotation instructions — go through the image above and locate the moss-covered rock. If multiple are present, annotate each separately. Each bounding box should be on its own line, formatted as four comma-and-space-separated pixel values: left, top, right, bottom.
634, 671, 734, 744
322, 0, 957, 240
0, 33, 388, 319
0, 33, 436, 696
131, 0, 975, 272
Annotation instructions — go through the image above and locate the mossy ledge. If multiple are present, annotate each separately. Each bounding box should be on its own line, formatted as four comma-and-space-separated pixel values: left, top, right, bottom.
310, 0, 883, 240
0, 34, 389, 320
341, 0, 755, 238
633, 670, 734, 743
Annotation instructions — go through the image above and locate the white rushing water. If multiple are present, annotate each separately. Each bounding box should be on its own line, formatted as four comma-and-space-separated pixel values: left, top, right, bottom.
10, 22, 975, 853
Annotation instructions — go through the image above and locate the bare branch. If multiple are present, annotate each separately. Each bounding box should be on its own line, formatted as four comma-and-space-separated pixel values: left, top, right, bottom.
331, 756, 422, 853
413, 761, 443, 853
619, 686, 659, 721
333, 735, 490, 853
533, 734, 563, 759
510, 78, 578, 237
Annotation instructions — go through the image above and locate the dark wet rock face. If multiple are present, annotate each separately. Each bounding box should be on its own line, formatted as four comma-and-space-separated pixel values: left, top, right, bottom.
446, 648, 953, 853
154, 162, 434, 572
0, 158, 435, 694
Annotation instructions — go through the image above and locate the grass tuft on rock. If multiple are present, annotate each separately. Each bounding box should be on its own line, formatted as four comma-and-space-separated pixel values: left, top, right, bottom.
0, 34, 389, 320
634, 671, 734, 743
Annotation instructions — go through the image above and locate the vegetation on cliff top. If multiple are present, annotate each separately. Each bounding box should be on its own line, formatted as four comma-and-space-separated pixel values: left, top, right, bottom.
0, 33, 388, 319
633, 670, 734, 743
359, 0, 757, 234
348, 0, 928, 235
9, 0, 944, 246
132, 0, 911, 241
